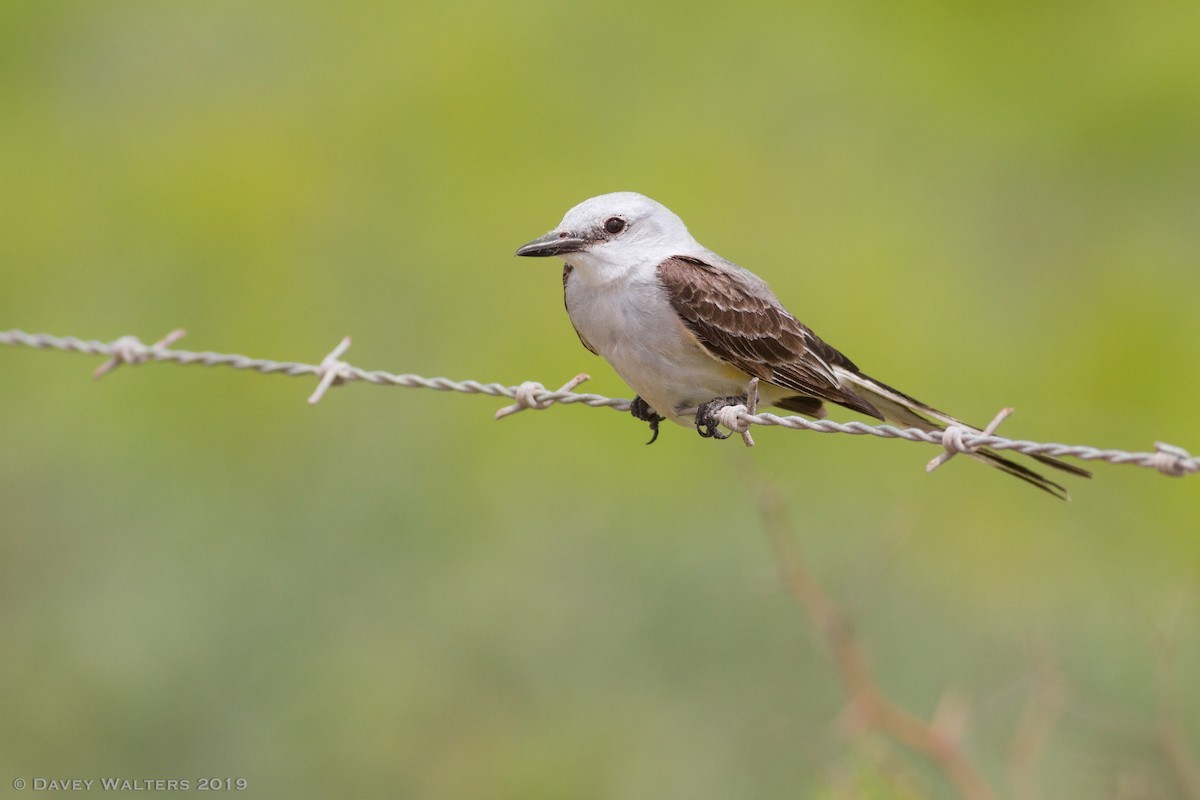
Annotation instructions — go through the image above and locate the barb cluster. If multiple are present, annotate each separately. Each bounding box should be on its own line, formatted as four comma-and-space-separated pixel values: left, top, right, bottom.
2, 328, 1195, 479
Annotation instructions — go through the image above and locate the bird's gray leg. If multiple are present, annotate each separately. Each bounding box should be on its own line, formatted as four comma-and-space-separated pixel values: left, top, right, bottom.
694, 395, 747, 440
630, 396, 665, 445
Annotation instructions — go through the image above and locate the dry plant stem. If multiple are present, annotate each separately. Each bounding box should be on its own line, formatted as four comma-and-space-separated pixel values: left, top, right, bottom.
757, 488, 997, 800
1155, 599, 1200, 800
1161, 729, 1200, 800
1006, 664, 1065, 800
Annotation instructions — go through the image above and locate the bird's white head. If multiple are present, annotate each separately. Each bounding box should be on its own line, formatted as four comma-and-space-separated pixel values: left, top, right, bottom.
515, 192, 700, 282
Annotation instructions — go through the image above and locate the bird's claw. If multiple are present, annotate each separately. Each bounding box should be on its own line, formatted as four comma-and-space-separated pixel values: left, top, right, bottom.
630, 396, 665, 445
694, 395, 746, 440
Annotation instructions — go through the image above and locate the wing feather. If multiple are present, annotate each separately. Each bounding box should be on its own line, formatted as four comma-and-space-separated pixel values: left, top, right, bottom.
656, 256, 1089, 495
657, 256, 881, 419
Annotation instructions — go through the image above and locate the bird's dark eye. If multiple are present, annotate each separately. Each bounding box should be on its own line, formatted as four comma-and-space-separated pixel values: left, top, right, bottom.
604, 216, 626, 235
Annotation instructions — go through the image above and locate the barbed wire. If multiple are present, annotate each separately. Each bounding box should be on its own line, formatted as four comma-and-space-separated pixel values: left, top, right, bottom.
1, 328, 1196, 480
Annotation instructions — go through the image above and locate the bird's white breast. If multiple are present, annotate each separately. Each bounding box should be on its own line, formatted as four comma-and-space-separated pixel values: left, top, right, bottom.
564, 265, 751, 424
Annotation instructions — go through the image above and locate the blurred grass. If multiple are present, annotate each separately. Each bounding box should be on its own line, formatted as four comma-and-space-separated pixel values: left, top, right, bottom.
2, 2, 1199, 798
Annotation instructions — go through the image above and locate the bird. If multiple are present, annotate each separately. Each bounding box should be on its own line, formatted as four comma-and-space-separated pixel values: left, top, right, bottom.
515, 191, 1090, 498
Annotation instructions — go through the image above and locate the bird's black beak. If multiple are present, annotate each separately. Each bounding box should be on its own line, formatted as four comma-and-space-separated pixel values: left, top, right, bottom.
515, 230, 588, 258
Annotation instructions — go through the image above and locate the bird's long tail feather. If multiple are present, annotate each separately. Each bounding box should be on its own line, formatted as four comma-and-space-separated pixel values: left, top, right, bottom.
833, 368, 1091, 500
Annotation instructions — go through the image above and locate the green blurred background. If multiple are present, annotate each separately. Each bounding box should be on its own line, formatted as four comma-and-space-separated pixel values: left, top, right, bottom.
2, 2, 1198, 798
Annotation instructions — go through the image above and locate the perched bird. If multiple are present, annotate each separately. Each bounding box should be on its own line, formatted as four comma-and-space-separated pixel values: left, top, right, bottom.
516, 192, 1089, 498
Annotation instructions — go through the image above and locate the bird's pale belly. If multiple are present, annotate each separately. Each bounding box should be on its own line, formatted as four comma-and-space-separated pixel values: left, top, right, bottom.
568, 284, 762, 425
608, 338, 752, 424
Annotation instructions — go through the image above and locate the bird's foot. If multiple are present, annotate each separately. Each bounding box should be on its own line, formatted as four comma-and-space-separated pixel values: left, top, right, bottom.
630, 396, 665, 445
694, 395, 747, 440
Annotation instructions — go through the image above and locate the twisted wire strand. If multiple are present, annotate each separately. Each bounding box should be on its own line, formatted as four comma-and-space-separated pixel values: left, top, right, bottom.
1, 328, 1194, 478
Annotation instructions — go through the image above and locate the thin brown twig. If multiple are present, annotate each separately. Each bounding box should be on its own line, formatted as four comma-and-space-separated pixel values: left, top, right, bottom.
1154, 595, 1200, 800
756, 486, 997, 800
1006, 659, 1065, 800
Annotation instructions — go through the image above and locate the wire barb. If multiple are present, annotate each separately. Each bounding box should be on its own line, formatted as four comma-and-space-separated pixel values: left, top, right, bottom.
1151, 442, 1194, 478
926, 407, 1014, 474
2, 328, 1196, 481
711, 376, 760, 447
308, 336, 353, 405
93, 328, 188, 379
494, 373, 592, 419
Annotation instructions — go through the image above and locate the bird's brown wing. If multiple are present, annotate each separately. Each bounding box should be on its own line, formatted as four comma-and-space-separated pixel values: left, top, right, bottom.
657, 256, 881, 419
